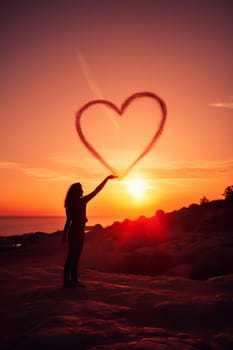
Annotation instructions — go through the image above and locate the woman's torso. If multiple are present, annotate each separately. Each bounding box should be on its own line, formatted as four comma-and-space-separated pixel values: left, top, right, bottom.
67, 197, 88, 229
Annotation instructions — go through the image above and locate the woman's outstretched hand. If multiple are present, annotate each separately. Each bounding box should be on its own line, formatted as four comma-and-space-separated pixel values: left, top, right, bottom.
106, 174, 118, 180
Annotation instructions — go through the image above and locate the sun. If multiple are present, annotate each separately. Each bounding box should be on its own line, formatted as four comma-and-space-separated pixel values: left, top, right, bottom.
126, 178, 148, 200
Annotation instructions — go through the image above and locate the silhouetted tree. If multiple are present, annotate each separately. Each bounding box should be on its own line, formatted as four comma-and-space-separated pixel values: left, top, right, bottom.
222, 185, 233, 200
155, 209, 165, 219
200, 196, 209, 205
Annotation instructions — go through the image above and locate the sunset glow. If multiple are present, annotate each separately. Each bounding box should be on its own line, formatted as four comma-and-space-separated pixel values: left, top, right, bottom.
126, 178, 148, 200
0, 0, 232, 218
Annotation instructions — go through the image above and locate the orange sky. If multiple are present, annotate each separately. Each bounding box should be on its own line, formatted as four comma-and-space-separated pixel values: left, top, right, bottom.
1, 0, 233, 219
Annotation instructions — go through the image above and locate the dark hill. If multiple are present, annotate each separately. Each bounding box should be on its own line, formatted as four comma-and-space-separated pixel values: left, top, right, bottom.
84, 199, 233, 280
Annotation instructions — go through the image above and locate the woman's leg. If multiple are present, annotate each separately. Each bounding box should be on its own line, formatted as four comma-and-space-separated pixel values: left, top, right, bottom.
63, 237, 74, 284
63, 255, 71, 283
70, 234, 85, 282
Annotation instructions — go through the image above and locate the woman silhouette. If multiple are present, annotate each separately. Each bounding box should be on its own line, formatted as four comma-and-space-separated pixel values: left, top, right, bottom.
63, 175, 116, 287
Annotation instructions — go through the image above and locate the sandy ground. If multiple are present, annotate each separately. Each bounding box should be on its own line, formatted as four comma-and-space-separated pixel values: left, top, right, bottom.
0, 232, 233, 350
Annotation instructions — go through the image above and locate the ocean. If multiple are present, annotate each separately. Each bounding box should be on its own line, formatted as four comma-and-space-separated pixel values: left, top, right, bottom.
0, 216, 122, 237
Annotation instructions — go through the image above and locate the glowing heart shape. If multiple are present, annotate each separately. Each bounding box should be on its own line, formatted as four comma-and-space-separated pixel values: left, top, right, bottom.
76, 92, 167, 177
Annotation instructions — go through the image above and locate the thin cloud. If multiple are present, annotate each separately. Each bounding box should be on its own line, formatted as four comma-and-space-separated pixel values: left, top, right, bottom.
0, 161, 23, 169
50, 155, 107, 179
0, 159, 106, 182
51, 156, 233, 181
1, 158, 232, 183
22, 167, 72, 182
0, 161, 74, 182
209, 97, 233, 109
50, 155, 96, 168
77, 51, 104, 99
76, 50, 119, 130
141, 159, 233, 180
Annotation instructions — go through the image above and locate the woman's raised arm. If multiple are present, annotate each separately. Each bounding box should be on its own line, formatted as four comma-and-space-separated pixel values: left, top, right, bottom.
83, 175, 117, 202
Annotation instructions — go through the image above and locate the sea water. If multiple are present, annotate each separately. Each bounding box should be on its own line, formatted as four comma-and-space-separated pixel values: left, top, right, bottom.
0, 216, 121, 237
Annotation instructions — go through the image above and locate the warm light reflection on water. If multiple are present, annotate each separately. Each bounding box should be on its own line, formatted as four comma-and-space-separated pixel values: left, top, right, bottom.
0, 216, 122, 236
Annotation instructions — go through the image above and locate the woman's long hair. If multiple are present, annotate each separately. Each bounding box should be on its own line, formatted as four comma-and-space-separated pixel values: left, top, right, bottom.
64, 183, 82, 208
